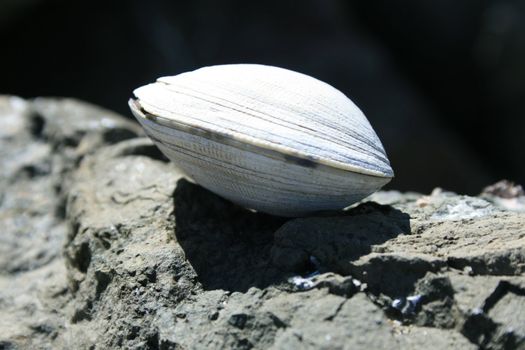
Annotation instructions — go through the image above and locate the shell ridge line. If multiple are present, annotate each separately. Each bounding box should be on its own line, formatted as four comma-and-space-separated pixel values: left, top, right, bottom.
151, 81, 388, 164
131, 98, 392, 178
137, 100, 390, 177
139, 103, 386, 177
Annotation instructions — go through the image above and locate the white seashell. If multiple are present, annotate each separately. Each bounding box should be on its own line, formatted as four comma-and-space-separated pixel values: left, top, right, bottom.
129, 64, 393, 216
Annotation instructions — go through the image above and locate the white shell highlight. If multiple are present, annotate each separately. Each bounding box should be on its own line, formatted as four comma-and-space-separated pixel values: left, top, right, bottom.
130, 64, 393, 216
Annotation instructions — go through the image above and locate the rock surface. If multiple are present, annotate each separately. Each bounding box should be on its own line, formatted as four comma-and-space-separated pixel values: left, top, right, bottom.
1, 95, 524, 349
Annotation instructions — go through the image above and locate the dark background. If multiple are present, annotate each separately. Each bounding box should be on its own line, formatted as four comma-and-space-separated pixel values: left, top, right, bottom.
2, 0, 524, 194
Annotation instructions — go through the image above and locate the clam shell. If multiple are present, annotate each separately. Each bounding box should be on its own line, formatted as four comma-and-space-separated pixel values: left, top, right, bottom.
129, 64, 393, 216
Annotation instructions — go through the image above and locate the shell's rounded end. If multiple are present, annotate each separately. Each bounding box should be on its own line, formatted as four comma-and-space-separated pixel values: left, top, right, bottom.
380, 163, 395, 179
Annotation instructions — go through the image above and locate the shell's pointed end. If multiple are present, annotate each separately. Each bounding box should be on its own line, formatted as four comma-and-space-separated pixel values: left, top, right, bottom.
128, 98, 140, 112
128, 98, 157, 122
128, 98, 144, 118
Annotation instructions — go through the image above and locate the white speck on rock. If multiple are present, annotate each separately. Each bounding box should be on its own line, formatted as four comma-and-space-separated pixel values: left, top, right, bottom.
392, 298, 403, 309
392, 294, 422, 315
289, 275, 315, 290
471, 308, 483, 315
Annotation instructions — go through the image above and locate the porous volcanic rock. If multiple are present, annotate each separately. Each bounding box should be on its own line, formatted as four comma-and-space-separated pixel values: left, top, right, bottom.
1, 96, 524, 349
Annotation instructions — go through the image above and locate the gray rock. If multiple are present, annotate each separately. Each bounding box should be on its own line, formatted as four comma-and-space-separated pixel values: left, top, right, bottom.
1, 96, 525, 349
0, 96, 141, 349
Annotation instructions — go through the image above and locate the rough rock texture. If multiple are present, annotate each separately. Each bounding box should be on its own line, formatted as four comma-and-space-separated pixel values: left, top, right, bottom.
1, 96, 525, 349
0, 96, 142, 349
